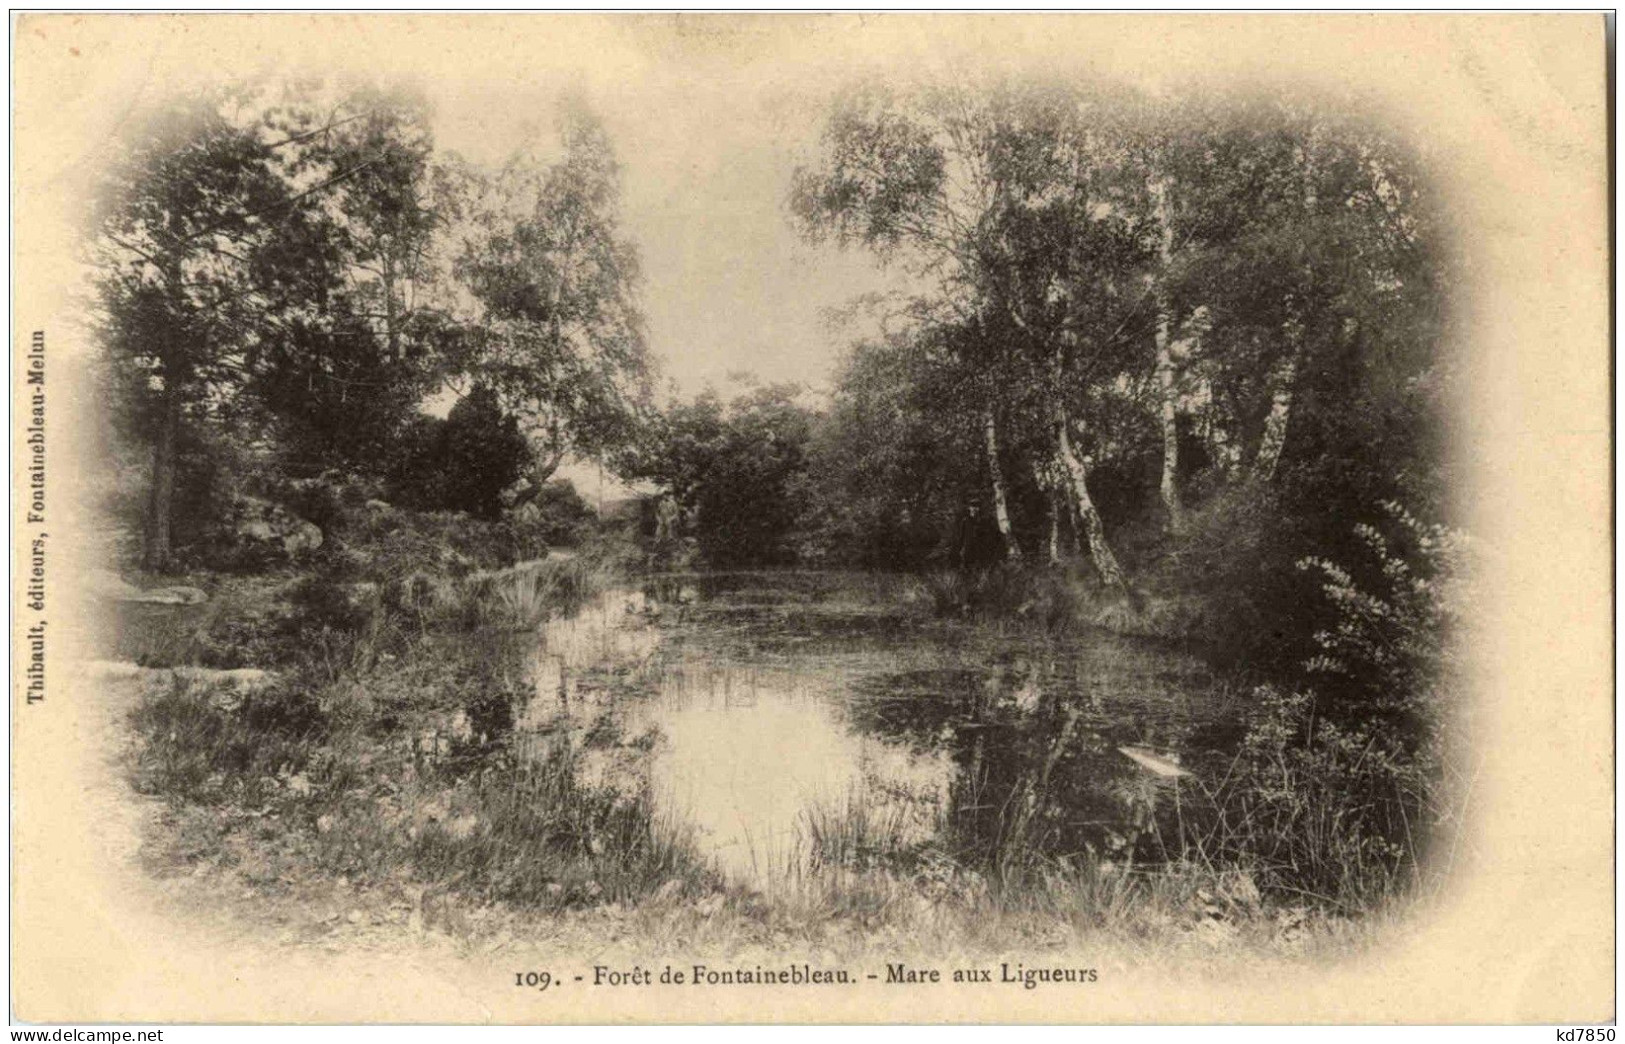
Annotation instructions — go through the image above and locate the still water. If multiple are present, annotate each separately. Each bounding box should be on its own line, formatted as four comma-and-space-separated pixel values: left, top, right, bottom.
518, 572, 1233, 888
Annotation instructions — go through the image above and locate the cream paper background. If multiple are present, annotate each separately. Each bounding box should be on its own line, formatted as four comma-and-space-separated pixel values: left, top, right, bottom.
9, 13, 1612, 1023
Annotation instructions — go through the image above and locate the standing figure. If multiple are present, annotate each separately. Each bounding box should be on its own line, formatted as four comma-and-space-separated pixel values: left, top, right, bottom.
654, 494, 681, 543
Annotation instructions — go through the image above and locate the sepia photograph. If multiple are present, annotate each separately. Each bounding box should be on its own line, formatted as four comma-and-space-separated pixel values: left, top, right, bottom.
9, 12, 1612, 1026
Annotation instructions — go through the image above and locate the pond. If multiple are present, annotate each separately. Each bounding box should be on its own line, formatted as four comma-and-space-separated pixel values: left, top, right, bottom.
513, 571, 1238, 891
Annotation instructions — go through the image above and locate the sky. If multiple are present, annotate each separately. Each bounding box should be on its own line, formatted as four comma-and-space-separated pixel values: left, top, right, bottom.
428, 72, 917, 496
430, 74, 908, 402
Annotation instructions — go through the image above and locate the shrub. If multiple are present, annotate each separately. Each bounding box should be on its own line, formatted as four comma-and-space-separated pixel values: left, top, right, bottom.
1160, 482, 1311, 670
1214, 684, 1432, 904
1199, 502, 1470, 905
271, 471, 384, 534
386, 388, 532, 520
1297, 500, 1471, 744
334, 507, 540, 583
519, 479, 598, 548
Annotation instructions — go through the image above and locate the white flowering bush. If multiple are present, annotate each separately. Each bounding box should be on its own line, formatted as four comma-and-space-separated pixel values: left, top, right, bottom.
1297, 500, 1472, 733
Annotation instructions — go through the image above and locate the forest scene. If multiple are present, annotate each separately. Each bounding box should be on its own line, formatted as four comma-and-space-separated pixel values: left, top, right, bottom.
86, 72, 1473, 966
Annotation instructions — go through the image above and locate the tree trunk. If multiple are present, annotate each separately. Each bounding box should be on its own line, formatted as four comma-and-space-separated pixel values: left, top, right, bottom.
1250, 354, 1298, 484
983, 407, 1020, 560
1054, 407, 1127, 593
1212, 425, 1244, 480
382, 250, 400, 360
1149, 176, 1184, 532
533, 418, 566, 484
1030, 459, 1066, 564
143, 382, 180, 573
1155, 315, 1183, 533
1047, 495, 1061, 563
1249, 126, 1318, 486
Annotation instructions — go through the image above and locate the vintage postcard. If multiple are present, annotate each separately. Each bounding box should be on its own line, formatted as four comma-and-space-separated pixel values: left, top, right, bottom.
9, 13, 1612, 1025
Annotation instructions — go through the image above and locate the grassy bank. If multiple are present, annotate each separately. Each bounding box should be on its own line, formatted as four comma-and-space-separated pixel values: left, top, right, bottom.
899, 508, 1473, 918
119, 504, 688, 904
126, 638, 1373, 959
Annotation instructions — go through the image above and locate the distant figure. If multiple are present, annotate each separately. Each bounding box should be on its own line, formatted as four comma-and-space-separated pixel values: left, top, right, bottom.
952, 503, 1002, 570
654, 495, 681, 543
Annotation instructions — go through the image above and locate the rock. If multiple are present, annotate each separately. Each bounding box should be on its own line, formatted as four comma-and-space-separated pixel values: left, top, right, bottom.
1117, 745, 1192, 779
122, 586, 208, 605
364, 499, 392, 513
230, 494, 323, 563
1193, 917, 1239, 948
343, 582, 381, 615
173, 666, 276, 691
84, 660, 145, 680
283, 520, 324, 556
500, 477, 535, 509
1223, 871, 1262, 910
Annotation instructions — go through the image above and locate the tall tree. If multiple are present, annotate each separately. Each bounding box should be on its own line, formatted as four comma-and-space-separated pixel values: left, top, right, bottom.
456, 100, 653, 481
1163, 96, 1436, 490
794, 80, 1157, 590
245, 87, 459, 475
93, 91, 295, 570
93, 83, 473, 568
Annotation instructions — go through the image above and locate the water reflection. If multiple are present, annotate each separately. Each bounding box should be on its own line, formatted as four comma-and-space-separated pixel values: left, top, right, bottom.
516, 572, 1226, 888
637, 668, 953, 883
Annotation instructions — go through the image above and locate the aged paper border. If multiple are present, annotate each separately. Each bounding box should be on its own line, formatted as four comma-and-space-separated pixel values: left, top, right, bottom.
9, 12, 1613, 1024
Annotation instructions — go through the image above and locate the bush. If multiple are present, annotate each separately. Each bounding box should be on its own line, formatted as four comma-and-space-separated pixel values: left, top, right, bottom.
152, 423, 267, 571
1160, 482, 1314, 671
514, 479, 597, 548
333, 507, 542, 583
386, 387, 531, 520
1198, 502, 1470, 905
631, 383, 816, 568
1214, 684, 1433, 904
1297, 501, 1471, 742
272, 471, 384, 534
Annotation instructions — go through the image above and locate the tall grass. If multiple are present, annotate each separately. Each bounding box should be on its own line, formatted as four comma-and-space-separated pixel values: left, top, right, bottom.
802, 787, 938, 876
461, 555, 610, 631
128, 659, 712, 913
121, 500, 1458, 953
129, 672, 328, 807
309, 743, 710, 910
123, 515, 664, 916
911, 561, 1213, 641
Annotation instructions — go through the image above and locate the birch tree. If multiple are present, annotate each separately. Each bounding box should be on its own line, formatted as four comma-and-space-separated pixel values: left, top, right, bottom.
793, 80, 1153, 589
455, 101, 653, 481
